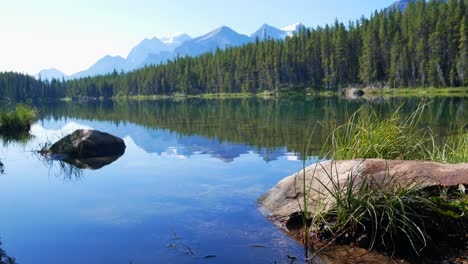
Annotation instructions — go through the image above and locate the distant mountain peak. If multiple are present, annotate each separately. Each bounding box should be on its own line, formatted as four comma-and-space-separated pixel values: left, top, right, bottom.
281, 22, 304, 32
160, 32, 192, 45
199, 26, 243, 41
212, 26, 235, 34
126, 37, 170, 65
251, 24, 287, 40
36, 68, 66, 80
175, 26, 251, 57
103, 54, 124, 60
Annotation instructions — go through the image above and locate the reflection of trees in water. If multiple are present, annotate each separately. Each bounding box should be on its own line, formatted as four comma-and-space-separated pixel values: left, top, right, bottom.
37, 97, 466, 156
0, 241, 15, 264
0, 161, 4, 175
0, 132, 33, 147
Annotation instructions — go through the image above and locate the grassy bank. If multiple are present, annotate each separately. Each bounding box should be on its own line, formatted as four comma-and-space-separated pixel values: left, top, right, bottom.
299, 104, 467, 261
364, 87, 468, 97
0, 105, 36, 134
321, 103, 467, 163
43, 87, 468, 102
110, 91, 277, 101
317, 87, 468, 98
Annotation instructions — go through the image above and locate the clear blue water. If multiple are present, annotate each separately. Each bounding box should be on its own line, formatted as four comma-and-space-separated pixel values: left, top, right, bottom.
0, 118, 308, 264
0, 97, 465, 263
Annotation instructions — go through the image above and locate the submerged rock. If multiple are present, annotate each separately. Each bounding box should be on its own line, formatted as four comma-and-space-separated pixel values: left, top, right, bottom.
259, 159, 468, 230
48, 129, 126, 158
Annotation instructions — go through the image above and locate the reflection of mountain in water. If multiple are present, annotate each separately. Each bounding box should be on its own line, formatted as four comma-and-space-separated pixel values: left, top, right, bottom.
183, 136, 291, 162
33, 121, 296, 164
35, 97, 466, 163
94, 124, 295, 163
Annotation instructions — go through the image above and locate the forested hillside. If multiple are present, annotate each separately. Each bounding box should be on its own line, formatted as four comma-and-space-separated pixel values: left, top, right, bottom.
0, 0, 466, 100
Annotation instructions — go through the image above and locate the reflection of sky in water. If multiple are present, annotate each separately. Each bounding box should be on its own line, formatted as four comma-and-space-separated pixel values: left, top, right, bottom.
0, 118, 314, 264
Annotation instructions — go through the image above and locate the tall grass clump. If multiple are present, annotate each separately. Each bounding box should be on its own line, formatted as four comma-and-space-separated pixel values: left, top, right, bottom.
429, 126, 468, 164
0, 105, 36, 133
295, 103, 467, 260
312, 163, 433, 256
322, 104, 430, 161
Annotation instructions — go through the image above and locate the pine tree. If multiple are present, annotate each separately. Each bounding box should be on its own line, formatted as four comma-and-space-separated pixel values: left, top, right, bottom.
458, 16, 468, 86
429, 19, 445, 87
359, 17, 378, 86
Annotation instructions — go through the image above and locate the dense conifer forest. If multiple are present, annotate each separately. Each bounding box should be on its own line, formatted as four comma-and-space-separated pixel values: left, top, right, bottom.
0, 0, 466, 101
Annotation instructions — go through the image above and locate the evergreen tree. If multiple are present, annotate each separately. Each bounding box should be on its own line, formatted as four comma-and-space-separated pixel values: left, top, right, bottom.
458, 16, 468, 86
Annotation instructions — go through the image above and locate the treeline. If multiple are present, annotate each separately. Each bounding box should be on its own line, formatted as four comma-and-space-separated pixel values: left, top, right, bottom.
0, 72, 65, 101
0, 0, 467, 100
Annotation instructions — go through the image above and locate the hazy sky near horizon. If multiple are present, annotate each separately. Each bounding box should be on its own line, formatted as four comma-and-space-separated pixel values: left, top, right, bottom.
0, 0, 395, 75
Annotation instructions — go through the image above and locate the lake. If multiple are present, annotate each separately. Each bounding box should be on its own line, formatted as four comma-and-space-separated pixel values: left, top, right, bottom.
0, 96, 465, 263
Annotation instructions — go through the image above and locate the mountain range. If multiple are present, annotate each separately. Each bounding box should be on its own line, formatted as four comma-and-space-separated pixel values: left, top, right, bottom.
37, 23, 304, 80
36, 0, 416, 81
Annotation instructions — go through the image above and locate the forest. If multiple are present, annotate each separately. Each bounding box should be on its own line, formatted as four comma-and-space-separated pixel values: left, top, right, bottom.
0, 0, 466, 101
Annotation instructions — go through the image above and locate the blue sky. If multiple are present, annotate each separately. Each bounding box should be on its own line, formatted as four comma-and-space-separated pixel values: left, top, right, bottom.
0, 0, 396, 75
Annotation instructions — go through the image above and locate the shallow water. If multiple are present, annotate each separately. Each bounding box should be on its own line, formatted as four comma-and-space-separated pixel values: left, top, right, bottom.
0, 97, 465, 263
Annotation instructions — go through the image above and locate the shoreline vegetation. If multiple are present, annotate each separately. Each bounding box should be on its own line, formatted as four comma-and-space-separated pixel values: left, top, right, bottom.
0, 105, 36, 134
275, 104, 467, 263
55, 86, 468, 102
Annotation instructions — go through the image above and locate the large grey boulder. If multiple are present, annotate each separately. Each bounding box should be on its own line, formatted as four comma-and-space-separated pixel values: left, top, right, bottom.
48, 129, 126, 158
259, 159, 468, 231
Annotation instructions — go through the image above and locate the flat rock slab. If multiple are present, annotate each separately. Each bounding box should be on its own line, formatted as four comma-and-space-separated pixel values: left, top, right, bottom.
259, 159, 468, 231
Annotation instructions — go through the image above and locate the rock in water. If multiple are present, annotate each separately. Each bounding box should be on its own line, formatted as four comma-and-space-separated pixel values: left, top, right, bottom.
259, 159, 468, 231
49, 129, 126, 158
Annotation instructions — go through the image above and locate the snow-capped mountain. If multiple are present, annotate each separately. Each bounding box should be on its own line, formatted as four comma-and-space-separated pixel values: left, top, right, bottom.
160, 33, 192, 50
251, 24, 287, 40
36, 68, 66, 81
38, 23, 307, 79
250, 23, 305, 40
282, 23, 306, 36
174, 26, 252, 57
126, 37, 171, 66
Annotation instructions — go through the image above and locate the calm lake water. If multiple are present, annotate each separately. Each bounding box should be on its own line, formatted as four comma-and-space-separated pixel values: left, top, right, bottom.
0, 97, 465, 263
